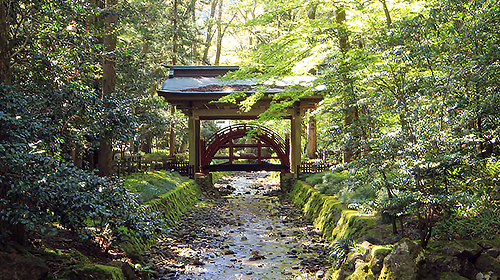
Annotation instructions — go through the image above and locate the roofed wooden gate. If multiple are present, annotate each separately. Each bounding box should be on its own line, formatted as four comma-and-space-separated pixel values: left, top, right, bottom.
157, 65, 323, 174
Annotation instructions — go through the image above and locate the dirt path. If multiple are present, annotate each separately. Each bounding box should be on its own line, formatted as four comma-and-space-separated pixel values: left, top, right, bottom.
144, 172, 331, 280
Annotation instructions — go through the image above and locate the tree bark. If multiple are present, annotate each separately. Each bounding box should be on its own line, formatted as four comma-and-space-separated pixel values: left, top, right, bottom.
380, 0, 392, 27
307, 1, 318, 20
0, 0, 25, 244
172, 0, 178, 65
190, 0, 197, 63
202, 0, 218, 64
0, 0, 10, 85
169, 106, 176, 156
141, 133, 152, 154
336, 7, 348, 52
306, 115, 317, 159
336, 6, 357, 163
214, 0, 223, 65
99, 0, 117, 176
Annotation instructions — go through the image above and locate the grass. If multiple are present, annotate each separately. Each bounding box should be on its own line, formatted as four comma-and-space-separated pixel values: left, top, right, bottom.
123, 170, 189, 202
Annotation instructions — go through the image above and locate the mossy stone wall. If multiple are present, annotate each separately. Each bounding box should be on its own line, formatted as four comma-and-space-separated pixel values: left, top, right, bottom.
289, 180, 376, 241
147, 179, 202, 223
121, 179, 202, 261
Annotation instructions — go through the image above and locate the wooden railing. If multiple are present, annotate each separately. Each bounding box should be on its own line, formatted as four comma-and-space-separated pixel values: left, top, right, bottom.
113, 153, 194, 178
298, 161, 331, 174
162, 161, 195, 178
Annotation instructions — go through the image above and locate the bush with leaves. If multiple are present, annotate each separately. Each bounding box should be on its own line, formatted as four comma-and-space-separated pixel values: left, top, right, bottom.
435, 199, 500, 240
0, 87, 165, 242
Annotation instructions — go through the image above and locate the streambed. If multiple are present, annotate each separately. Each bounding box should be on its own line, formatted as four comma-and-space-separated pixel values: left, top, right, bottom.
144, 172, 331, 280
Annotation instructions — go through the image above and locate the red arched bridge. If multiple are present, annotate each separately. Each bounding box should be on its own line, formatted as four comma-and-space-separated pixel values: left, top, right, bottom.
200, 124, 290, 173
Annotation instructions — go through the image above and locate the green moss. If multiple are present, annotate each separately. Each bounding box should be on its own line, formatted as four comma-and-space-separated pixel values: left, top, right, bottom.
371, 245, 392, 259
438, 272, 468, 280
44, 248, 57, 254
61, 264, 125, 280
289, 181, 377, 241
147, 180, 202, 222
329, 269, 350, 280
347, 263, 376, 280
475, 253, 500, 274
69, 250, 90, 263
123, 170, 189, 202
119, 228, 155, 262
212, 171, 234, 185
478, 238, 500, 248
120, 179, 202, 261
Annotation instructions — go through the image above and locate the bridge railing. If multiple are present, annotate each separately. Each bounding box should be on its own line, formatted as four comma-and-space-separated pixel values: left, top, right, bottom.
204, 124, 287, 153
201, 124, 290, 170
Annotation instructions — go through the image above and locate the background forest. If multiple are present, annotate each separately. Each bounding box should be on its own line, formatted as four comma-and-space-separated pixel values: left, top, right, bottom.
1, 0, 499, 254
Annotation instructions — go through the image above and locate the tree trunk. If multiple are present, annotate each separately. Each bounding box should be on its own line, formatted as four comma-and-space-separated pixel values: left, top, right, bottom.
380, 0, 392, 27
306, 115, 317, 159
214, 0, 223, 65
202, 0, 218, 64
336, 6, 359, 164
99, 0, 117, 176
190, 0, 197, 63
0, 0, 25, 244
141, 133, 152, 154
336, 7, 348, 52
172, 0, 178, 65
307, 1, 318, 20
0, 0, 10, 85
169, 106, 176, 156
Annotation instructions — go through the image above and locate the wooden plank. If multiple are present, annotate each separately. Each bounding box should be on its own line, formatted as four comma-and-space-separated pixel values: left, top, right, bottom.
203, 163, 288, 172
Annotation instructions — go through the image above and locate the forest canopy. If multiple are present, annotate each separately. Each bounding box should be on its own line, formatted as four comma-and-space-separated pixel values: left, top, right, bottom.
1, 0, 499, 248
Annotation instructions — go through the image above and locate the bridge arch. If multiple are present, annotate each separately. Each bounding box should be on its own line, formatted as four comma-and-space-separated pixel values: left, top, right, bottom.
200, 124, 290, 172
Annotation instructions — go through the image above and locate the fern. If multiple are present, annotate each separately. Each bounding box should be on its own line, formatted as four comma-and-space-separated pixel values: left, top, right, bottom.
329, 237, 355, 269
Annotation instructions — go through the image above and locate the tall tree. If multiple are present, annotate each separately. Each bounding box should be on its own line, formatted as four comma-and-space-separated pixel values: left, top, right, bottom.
172, 0, 179, 65
0, 0, 9, 85
0, 0, 24, 244
99, 0, 118, 176
214, 0, 224, 65
202, 0, 218, 64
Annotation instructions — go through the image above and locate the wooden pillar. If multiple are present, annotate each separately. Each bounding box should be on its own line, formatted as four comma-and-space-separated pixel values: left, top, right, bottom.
195, 118, 200, 170
188, 109, 200, 171
229, 140, 234, 164
290, 103, 302, 173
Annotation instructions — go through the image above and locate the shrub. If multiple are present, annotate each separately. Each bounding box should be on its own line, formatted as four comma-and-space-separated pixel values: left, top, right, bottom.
317, 172, 348, 195
435, 199, 500, 240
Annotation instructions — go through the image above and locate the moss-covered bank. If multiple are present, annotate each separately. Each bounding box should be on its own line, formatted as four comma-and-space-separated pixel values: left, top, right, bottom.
120, 179, 202, 262
289, 181, 500, 280
147, 179, 202, 223
289, 180, 377, 241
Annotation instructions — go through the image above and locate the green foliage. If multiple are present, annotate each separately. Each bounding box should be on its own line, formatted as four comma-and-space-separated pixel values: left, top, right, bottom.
0, 86, 165, 241
329, 237, 355, 268
302, 171, 327, 187
435, 200, 500, 240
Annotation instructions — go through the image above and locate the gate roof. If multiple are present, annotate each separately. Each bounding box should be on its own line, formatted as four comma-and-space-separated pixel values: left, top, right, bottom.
157, 65, 324, 119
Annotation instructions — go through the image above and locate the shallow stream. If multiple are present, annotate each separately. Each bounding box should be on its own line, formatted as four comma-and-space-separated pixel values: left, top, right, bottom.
145, 172, 331, 280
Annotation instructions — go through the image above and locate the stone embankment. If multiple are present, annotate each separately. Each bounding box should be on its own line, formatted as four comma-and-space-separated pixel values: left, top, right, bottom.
289, 180, 500, 280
